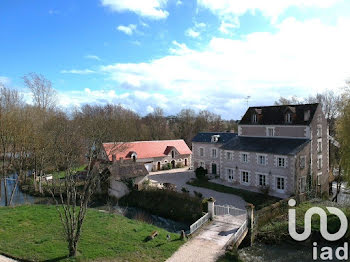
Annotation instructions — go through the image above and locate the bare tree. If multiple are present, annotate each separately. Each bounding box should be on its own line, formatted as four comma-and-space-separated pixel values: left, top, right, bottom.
274, 96, 302, 105
23, 73, 57, 110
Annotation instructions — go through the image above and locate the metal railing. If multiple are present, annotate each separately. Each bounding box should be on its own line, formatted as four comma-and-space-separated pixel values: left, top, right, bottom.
189, 213, 210, 234
214, 204, 247, 217
225, 220, 248, 247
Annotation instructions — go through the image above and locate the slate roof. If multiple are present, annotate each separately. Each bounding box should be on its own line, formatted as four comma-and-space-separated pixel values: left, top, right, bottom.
107, 160, 149, 180
220, 136, 310, 155
239, 103, 319, 125
192, 132, 238, 144
103, 140, 192, 161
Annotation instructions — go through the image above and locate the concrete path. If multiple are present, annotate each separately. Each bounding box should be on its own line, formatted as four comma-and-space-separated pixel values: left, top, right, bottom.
166, 214, 246, 262
149, 171, 246, 209
0, 255, 16, 262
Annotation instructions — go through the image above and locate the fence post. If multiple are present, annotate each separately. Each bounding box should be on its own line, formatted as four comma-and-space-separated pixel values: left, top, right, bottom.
245, 203, 255, 246
208, 197, 215, 219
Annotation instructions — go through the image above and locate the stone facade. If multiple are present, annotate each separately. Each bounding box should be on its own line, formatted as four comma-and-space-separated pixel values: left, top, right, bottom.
192, 103, 329, 199
192, 142, 222, 174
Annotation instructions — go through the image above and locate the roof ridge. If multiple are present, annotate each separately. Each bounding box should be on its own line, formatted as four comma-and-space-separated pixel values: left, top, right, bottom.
103, 139, 186, 144
247, 103, 319, 109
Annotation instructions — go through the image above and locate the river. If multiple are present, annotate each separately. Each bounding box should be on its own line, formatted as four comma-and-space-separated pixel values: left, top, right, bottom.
0, 175, 38, 206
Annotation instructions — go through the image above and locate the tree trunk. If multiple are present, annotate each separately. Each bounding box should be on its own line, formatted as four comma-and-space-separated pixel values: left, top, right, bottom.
68, 240, 77, 257
3, 177, 8, 206
8, 176, 20, 206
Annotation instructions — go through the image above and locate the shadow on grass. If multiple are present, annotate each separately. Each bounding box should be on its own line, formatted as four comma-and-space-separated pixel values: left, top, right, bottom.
43, 255, 70, 262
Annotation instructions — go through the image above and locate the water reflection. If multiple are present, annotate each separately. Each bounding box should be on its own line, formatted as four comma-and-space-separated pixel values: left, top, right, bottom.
0, 174, 37, 206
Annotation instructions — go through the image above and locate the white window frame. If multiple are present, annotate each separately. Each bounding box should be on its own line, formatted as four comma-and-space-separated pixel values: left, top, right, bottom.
286, 113, 292, 123
266, 127, 275, 137
256, 173, 268, 187
275, 176, 286, 193
240, 152, 249, 163
275, 156, 287, 168
226, 151, 233, 160
252, 114, 257, 123
211, 148, 218, 158
199, 147, 204, 157
240, 170, 250, 185
226, 168, 235, 182
257, 154, 267, 166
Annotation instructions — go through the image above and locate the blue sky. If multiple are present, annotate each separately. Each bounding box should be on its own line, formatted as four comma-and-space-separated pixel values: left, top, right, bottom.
1, 0, 350, 119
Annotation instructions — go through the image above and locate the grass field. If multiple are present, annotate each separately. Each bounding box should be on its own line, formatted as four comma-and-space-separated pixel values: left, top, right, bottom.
258, 201, 350, 242
187, 179, 279, 210
52, 165, 86, 179
0, 205, 183, 261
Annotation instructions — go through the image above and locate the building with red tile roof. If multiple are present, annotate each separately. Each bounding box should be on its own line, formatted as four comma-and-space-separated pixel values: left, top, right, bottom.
101, 140, 192, 172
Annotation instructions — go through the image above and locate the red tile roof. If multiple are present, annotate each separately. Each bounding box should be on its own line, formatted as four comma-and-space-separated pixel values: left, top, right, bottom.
103, 140, 192, 161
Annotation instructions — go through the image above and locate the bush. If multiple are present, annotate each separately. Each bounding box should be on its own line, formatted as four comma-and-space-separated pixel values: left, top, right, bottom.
162, 163, 172, 170
176, 162, 184, 168
195, 167, 208, 180
181, 187, 189, 193
119, 189, 203, 224
259, 185, 270, 196
193, 191, 203, 199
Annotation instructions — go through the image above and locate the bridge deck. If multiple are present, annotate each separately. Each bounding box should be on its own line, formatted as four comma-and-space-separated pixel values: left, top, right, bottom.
166, 214, 246, 262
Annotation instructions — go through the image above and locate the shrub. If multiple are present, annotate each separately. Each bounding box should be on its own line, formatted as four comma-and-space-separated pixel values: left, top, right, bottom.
162, 163, 172, 170
181, 187, 189, 193
193, 191, 203, 199
119, 189, 203, 224
195, 167, 208, 180
259, 185, 270, 196
176, 162, 184, 168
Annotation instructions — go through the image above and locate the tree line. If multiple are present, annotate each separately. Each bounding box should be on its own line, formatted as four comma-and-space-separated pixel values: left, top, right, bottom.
0, 73, 237, 206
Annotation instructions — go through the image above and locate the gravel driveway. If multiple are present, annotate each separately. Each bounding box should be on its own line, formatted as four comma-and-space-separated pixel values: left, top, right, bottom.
149, 171, 246, 209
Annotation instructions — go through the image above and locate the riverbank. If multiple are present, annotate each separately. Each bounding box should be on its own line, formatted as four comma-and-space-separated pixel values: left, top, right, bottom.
0, 205, 184, 261
257, 199, 350, 243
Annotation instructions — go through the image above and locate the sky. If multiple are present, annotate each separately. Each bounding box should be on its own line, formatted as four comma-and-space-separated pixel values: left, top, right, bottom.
1, 0, 350, 119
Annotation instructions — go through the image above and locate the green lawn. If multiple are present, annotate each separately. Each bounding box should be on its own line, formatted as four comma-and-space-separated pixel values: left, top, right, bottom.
0, 205, 184, 261
52, 165, 86, 179
187, 179, 280, 210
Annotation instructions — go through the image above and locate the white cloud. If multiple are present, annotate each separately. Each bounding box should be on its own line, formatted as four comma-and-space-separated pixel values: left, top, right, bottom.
185, 28, 200, 38
219, 19, 239, 34
0, 76, 11, 85
85, 54, 101, 61
198, 0, 341, 23
101, 0, 169, 20
140, 21, 149, 27
169, 41, 191, 55
96, 17, 350, 119
117, 24, 137, 35
176, 0, 182, 6
185, 21, 206, 38
60, 69, 95, 74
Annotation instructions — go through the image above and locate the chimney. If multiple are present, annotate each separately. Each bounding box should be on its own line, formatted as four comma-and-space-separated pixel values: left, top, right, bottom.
119, 157, 124, 164
112, 154, 116, 162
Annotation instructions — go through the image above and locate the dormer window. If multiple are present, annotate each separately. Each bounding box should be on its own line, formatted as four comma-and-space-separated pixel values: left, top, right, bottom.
211, 135, 220, 143
285, 113, 292, 123
252, 114, 257, 123
131, 152, 137, 162
171, 150, 175, 158
304, 110, 310, 121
